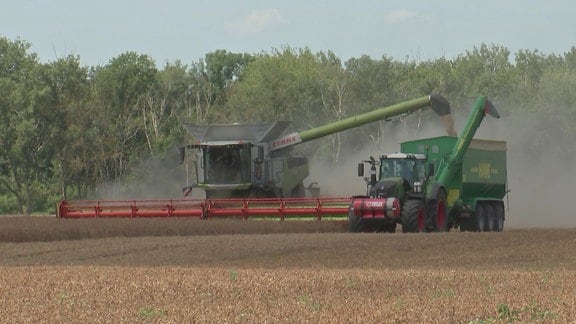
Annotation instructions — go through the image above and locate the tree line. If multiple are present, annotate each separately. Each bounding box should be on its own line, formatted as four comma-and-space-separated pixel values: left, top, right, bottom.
1, 36, 575, 214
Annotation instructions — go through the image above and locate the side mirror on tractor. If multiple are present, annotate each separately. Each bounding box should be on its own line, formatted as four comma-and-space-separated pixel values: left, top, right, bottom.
357, 163, 364, 177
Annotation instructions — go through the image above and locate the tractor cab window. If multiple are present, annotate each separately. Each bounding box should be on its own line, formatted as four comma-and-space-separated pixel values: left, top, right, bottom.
396, 160, 415, 182
205, 145, 251, 184
380, 159, 425, 182
380, 160, 394, 178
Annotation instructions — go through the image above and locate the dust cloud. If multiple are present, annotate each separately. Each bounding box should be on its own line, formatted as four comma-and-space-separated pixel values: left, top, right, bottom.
88, 149, 191, 200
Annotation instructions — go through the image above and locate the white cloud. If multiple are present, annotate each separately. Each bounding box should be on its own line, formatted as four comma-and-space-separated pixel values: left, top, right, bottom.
384, 9, 430, 24
225, 9, 288, 35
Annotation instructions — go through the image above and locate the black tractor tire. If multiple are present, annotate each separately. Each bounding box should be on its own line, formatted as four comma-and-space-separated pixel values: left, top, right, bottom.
494, 202, 505, 232
348, 210, 364, 233
475, 202, 488, 232
382, 223, 397, 233
429, 189, 448, 232
459, 217, 476, 232
401, 200, 425, 233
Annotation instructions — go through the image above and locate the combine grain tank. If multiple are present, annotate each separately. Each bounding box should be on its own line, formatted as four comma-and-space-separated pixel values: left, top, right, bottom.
350, 95, 508, 232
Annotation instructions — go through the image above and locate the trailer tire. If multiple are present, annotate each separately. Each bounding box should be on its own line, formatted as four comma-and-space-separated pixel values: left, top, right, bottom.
475, 202, 487, 232
348, 210, 364, 233
485, 203, 497, 232
494, 202, 505, 232
401, 200, 425, 233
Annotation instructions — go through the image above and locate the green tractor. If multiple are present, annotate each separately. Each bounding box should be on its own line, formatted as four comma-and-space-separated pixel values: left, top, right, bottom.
350, 95, 507, 233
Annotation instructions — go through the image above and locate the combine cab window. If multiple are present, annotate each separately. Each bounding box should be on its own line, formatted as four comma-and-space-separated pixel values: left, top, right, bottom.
204, 145, 251, 184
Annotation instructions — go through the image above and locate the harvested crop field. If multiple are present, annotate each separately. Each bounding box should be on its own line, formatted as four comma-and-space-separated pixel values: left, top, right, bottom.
1, 217, 575, 323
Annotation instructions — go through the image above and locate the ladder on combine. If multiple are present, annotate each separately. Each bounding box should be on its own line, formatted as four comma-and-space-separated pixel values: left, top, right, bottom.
57, 197, 352, 220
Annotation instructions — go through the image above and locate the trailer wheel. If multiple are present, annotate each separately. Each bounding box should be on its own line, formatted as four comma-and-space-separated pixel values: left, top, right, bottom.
431, 190, 448, 232
348, 210, 364, 233
494, 202, 505, 232
475, 202, 487, 232
401, 200, 425, 233
485, 203, 496, 232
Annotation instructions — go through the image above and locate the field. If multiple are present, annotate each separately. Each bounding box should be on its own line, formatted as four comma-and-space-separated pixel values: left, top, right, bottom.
1, 216, 575, 323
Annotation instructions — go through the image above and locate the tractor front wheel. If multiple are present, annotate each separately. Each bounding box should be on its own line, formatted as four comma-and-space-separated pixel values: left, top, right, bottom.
348, 210, 364, 233
382, 223, 397, 233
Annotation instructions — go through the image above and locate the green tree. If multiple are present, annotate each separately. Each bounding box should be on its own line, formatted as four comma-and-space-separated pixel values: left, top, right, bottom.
0, 37, 58, 213
89, 52, 159, 187
451, 43, 513, 102
343, 55, 411, 150
227, 47, 324, 127
186, 50, 254, 124
39, 55, 91, 201
316, 51, 348, 163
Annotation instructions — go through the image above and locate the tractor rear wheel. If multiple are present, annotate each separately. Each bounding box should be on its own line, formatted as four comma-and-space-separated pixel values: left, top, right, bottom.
348, 210, 364, 233
401, 200, 425, 233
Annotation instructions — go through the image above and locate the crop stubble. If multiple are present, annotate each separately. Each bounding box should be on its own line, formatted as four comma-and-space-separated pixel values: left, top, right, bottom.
0, 216, 575, 323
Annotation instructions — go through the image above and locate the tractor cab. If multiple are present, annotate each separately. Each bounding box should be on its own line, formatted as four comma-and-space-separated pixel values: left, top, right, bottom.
378, 153, 427, 190
357, 153, 428, 200
374, 153, 428, 198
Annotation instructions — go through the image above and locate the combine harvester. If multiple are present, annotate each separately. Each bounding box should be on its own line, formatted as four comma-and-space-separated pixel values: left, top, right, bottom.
58, 94, 452, 220
349, 95, 508, 232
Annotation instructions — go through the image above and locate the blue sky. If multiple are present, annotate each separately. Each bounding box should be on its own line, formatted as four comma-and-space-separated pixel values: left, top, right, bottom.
1, 0, 574, 67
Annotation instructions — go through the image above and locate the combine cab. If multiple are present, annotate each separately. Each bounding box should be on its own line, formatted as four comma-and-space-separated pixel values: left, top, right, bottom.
58, 94, 452, 219
180, 121, 309, 199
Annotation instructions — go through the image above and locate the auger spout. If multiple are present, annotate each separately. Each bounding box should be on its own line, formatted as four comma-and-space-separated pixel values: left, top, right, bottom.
270, 94, 451, 151
432, 96, 500, 189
